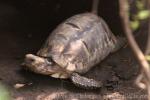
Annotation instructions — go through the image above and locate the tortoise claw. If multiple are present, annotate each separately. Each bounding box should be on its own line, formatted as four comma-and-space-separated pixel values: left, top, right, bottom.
70, 73, 103, 89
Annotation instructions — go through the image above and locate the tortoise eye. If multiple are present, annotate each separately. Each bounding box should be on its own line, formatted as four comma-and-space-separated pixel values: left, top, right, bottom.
46, 57, 55, 66
37, 55, 55, 66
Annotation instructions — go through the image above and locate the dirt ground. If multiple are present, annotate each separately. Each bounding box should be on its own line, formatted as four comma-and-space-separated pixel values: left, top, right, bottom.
0, 0, 149, 100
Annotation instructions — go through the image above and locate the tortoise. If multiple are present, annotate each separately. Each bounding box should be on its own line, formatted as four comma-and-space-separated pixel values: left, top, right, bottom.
22, 0, 125, 89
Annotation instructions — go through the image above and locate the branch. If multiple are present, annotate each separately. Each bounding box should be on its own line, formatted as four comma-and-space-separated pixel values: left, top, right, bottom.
92, 0, 99, 14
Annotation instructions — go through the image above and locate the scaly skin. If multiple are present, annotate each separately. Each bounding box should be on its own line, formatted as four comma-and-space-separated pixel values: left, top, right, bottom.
71, 73, 103, 89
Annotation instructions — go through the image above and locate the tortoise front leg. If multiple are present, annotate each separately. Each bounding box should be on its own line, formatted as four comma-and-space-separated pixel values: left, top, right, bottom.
70, 73, 103, 89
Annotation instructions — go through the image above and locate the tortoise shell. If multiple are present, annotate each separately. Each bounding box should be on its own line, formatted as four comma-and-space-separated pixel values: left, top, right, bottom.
37, 13, 117, 74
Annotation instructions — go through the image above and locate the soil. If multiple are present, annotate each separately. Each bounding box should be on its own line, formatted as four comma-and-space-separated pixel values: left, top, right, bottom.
0, 0, 148, 100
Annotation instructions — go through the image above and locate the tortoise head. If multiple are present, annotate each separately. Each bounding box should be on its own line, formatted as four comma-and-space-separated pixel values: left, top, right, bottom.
23, 54, 70, 79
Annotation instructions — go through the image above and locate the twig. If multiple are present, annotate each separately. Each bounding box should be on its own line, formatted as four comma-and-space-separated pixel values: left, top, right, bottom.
119, 0, 150, 99
135, 72, 146, 89
92, 0, 99, 14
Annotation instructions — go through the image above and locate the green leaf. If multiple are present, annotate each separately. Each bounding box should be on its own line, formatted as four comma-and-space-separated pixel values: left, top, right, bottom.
130, 20, 140, 30
0, 83, 11, 100
136, 0, 144, 10
146, 56, 150, 61
137, 10, 150, 20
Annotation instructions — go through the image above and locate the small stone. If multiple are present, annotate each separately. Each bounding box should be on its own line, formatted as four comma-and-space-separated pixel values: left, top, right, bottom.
14, 83, 25, 89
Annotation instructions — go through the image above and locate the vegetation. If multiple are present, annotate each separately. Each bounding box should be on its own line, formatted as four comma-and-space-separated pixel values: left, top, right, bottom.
0, 82, 11, 100
119, 0, 150, 99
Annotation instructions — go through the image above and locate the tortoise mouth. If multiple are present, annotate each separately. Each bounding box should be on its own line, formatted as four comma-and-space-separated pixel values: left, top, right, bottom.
23, 54, 70, 78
